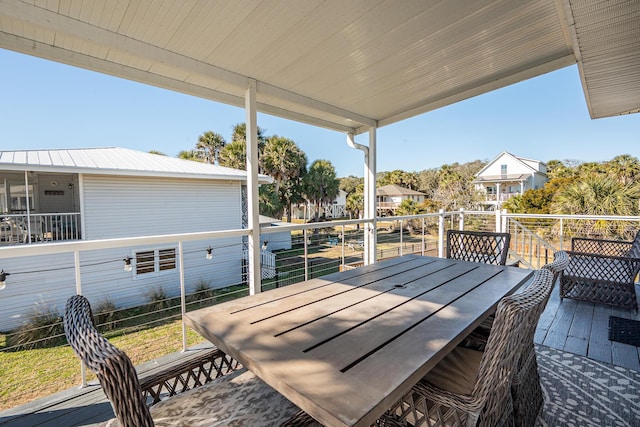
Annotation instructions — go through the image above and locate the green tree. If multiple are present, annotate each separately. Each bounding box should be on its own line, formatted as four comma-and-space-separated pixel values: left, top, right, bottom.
604, 154, 640, 186
218, 140, 247, 170
261, 137, 307, 194
378, 170, 419, 189
196, 131, 226, 164
259, 183, 284, 219
339, 176, 363, 195
551, 175, 640, 216
396, 198, 420, 215
177, 150, 202, 161
345, 183, 364, 219
304, 160, 340, 222
503, 176, 577, 214
148, 150, 166, 156
261, 136, 308, 222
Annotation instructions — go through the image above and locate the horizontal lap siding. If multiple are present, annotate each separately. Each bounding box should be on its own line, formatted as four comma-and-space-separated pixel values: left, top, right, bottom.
0, 176, 245, 331
82, 175, 241, 238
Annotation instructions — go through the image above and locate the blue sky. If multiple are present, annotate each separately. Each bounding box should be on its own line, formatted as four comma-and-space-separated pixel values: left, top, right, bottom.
1, 48, 638, 178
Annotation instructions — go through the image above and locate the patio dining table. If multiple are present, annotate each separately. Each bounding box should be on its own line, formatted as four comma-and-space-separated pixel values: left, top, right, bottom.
185, 254, 533, 427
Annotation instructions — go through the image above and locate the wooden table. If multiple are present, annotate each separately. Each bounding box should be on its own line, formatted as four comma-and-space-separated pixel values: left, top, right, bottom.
185, 254, 533, 427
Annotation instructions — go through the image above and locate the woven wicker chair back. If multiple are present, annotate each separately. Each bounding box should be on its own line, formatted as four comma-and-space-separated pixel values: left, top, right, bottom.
571, 230, 640, 257
473, 269, 554, 425
64, 295, 154, 427
446, 230, 511, 266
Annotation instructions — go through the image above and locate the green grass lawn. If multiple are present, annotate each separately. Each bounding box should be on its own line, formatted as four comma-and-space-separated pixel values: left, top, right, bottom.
0, 319, 208, 410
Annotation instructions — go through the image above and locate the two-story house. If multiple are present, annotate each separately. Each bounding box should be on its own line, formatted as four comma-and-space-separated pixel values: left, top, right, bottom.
473, 151, 548, 208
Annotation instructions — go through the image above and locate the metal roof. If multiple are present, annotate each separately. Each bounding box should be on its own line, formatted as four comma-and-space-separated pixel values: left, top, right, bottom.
0, 0, 637, 135
0, 147, 272, 182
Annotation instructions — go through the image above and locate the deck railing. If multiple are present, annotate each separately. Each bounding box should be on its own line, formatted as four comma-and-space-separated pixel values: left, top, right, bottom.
0, 211, 638, 410
0, 212, 81, 244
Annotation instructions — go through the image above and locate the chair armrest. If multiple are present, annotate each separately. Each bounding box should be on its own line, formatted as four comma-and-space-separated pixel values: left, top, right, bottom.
138, 348, 240, 405
571, 237, 632, 256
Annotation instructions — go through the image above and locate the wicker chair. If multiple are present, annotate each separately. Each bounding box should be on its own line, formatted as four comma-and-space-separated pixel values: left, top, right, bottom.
389, 269, 554, 427
560, 230, 640, 310
511, 251, 569, 427
446, 230, 512, 266
63, 295, 301, 427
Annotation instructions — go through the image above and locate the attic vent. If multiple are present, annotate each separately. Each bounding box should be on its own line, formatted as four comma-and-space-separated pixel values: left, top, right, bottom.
134, 248, 177, 275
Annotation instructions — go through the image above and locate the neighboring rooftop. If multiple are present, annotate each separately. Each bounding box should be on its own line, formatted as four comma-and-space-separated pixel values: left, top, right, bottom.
376, 184, 425, 197
0, 147, 271, 182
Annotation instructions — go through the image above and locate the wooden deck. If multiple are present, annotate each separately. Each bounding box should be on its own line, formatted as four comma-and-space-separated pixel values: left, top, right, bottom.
1, 282, 638, 427
535, 282, 640, 371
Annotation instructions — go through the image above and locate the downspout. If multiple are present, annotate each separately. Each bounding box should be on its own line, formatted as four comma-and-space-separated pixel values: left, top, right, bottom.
346, 131, 376, 265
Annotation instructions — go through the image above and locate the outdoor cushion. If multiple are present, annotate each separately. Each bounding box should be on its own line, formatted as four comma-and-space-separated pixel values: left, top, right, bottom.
102, 368, 301, 427
421, 347, 483, 395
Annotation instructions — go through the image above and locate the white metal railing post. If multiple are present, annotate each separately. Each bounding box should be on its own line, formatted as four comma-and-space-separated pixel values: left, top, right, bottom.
438, 209, 445, 258
304, 229, 309, 281
495, 209, 501, 232
400, 220, 404, 257
178, 241, 187, 352
73, 250, 87, 387
501, 209, 508, 233
341, 225, 345, 267
459, 208, 464, 230
559, 218, 564, 250
421, 218, 425, 256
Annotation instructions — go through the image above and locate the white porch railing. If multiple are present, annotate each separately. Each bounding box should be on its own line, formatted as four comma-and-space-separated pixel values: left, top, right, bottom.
0, 212, 81, 244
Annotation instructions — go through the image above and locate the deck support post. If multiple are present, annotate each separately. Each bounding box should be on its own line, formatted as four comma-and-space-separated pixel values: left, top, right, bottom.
245, 79, 261, 295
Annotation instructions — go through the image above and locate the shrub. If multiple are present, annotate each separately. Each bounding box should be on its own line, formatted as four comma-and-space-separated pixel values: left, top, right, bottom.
187, 279, 215, 305
94, 298, 120, 331
7, 302, 64, 350
145, 286, 170, 313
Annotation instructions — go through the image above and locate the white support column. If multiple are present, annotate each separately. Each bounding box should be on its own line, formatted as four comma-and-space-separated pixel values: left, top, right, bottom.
245, 79, 261, 295
365, 127, 377, 265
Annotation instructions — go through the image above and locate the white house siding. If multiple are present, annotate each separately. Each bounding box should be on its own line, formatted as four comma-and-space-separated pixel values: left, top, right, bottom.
0, 176, 246, 331
480, 155, 528, 176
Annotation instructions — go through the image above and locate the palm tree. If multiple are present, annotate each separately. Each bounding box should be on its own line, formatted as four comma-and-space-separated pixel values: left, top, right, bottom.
605, 154, 640, 186
261, 136, 308, 221
177, 150, 203, 162
304, 160, 340, 222
261, 137, 307, 193
196, 131, 226, 164
551, 175, 640, 236
231, 123, 266, 148
218, 140, 247, 170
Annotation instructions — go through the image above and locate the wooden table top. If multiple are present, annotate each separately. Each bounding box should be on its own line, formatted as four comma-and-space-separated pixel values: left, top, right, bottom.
185, 254, 533, 427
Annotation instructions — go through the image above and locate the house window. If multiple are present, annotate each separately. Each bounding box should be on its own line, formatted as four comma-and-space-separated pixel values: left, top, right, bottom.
135, 248, 176, 275
500, 164, 507, 176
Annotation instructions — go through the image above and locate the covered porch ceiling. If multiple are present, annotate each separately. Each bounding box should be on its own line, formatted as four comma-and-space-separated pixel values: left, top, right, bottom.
1, 0, 638, 135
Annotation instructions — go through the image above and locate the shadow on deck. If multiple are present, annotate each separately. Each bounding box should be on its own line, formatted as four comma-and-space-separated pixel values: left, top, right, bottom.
1, 283, 639, 427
